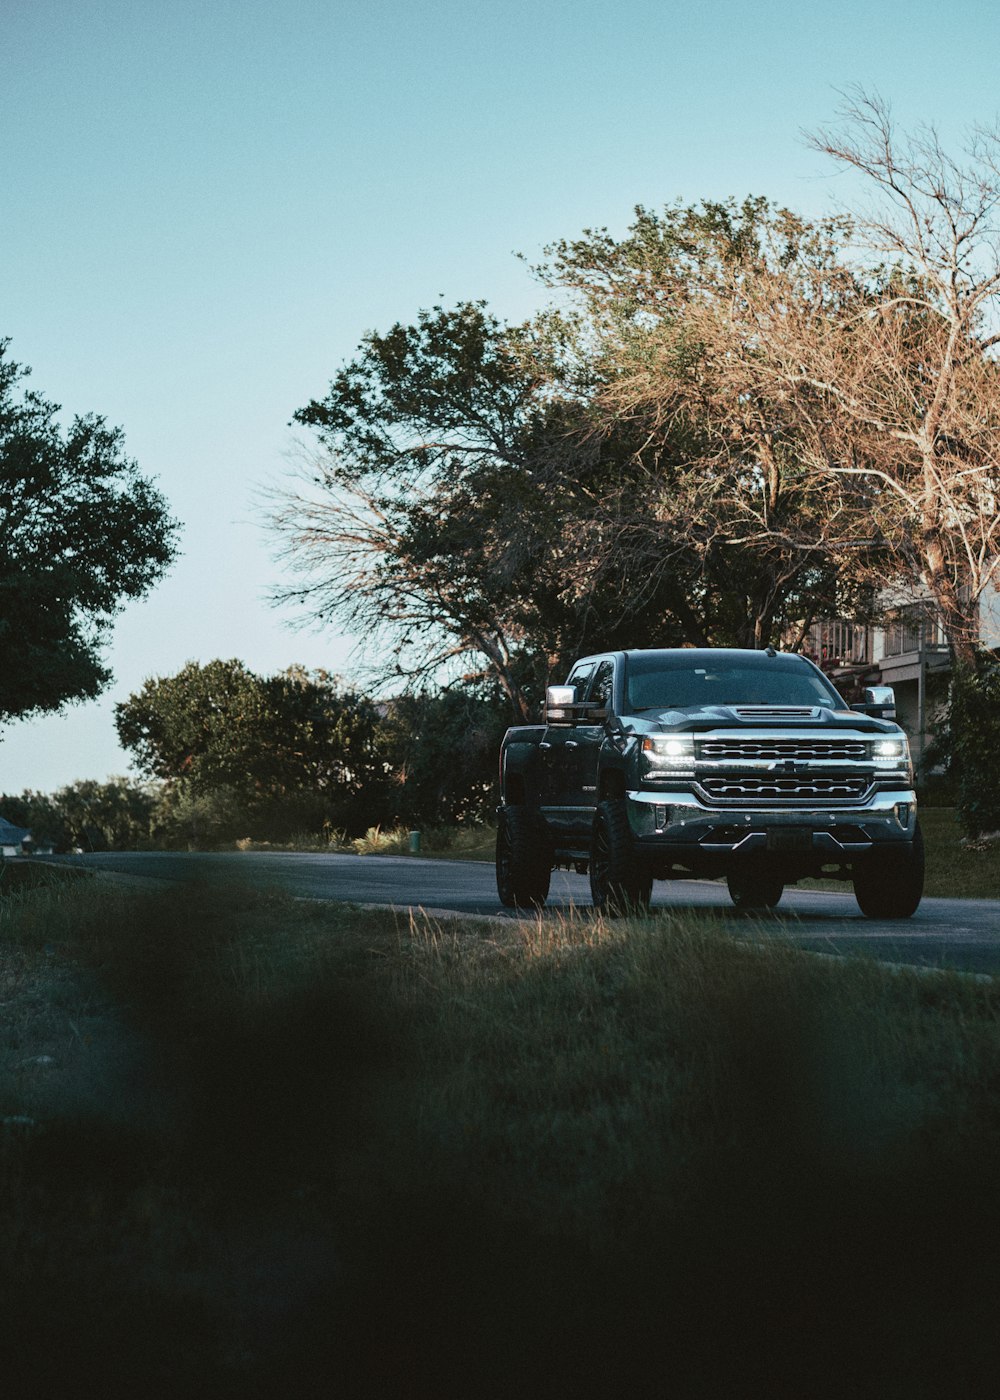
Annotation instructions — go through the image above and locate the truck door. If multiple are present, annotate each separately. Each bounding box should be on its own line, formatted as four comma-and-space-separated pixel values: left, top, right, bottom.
539, 660, 595, 843
573, 659, 615, 839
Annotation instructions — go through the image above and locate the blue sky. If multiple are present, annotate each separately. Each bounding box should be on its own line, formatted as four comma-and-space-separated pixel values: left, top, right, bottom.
2, 0, 999, 791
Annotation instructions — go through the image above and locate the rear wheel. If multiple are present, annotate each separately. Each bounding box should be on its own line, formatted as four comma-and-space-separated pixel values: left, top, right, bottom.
853, 822, 924, 919
496, 806, 551, 909
590, 799, 652, 916
726, 871, 785, 910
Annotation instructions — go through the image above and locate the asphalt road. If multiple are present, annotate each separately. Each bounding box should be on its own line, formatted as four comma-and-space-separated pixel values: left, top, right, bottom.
47, 849, 1000, 976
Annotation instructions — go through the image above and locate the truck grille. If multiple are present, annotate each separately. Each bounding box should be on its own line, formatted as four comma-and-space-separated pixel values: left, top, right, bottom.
698, 775, 871, 803
698, 738, 868, 761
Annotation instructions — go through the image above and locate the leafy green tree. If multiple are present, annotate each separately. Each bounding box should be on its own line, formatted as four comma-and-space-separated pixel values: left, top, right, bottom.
0, 778, 159, 850
115, 660, 390, 841
0, 340, 179, 722
378, 687, 509, 827
149, 783, 249, 850
0, 789, 71, 850
53, 778, 159, 851
276, 303, 564, 719
928, 654, 1000, 838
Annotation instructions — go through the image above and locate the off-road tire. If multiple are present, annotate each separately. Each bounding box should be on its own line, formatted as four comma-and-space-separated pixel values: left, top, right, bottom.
496, 806, 551, 909
726, 871, 785, 910
852, 821, 925, 919
590, 799, 652, 916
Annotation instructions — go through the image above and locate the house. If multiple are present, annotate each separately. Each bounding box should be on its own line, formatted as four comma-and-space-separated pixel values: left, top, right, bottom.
805, 579, 1000, 772
0, 816, 31, 857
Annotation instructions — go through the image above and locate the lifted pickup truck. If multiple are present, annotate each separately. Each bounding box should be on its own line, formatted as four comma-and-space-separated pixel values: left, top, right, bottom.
496, 648, 923, 918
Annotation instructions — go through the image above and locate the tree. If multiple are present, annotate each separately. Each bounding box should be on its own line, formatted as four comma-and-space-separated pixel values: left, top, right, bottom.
274, 293, 859, 722
0, 778, 159, 850
715, 93, 1000, 665
528, 198, 880, 650
51, 778, 159, 851
0, 340, 179, 721
273, 303, 574, 720
0, 789, 70, 850
378, 686, 509, 827
115, 660, 390, 841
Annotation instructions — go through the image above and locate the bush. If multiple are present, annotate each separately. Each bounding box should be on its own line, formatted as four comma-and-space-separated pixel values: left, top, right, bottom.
932, 654, 1000, 838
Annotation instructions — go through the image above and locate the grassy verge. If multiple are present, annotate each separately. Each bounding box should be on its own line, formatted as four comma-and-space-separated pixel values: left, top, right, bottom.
0, 859, 91, 896
917, 806, 1000, 898
3, 879, 1000, 1396
235, 823, 496, 861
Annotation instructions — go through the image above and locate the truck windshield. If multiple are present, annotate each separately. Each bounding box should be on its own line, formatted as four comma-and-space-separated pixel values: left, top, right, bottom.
626, 653, 842, 711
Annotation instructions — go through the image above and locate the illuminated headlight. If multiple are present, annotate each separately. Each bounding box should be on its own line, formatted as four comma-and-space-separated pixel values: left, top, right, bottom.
642, 735, 696, 768
871, 737, 909, 764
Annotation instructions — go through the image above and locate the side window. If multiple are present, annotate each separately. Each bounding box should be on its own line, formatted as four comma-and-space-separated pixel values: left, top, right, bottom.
588, 660, 615, 713
566, 661, 595, 697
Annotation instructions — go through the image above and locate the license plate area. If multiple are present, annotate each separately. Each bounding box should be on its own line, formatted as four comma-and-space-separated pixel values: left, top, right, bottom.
766, 828, 813, 852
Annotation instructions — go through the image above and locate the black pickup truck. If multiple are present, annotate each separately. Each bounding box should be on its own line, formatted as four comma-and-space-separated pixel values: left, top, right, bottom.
496, 647, 923, 917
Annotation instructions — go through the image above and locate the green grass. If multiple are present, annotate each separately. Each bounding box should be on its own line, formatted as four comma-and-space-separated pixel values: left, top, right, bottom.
3, 877, 1000, 1396
0, 859, 91, 896
918, 807, 1000, 898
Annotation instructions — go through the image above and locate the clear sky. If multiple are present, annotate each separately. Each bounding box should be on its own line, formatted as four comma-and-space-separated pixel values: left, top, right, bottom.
2, 0, 999, 792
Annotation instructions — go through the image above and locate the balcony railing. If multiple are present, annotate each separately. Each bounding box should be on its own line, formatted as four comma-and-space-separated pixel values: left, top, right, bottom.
882, 611, 949, 658
803, 621, 872, 668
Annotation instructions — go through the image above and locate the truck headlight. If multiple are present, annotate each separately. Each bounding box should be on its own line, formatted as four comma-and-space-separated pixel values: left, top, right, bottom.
641, 735, 696, 771
871, 737, 909, 768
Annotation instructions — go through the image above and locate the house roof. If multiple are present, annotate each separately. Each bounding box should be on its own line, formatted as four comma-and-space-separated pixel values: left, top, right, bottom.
0, 816, 31, 844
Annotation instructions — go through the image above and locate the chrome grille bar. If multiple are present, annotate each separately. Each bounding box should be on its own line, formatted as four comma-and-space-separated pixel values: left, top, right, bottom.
698, 738, 868, 761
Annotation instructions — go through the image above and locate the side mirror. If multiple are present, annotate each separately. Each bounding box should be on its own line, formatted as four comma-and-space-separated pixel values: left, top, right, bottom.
545, 685, 577, 725
851, 685, 896, 720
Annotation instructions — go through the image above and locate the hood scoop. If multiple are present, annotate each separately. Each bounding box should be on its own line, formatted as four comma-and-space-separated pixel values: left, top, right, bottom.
732, 705, 823, 721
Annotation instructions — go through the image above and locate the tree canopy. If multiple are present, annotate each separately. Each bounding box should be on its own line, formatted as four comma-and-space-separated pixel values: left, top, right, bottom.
274, 225, 878, 717
115, 660, 391, 840
0, 340, 179, 722
0, 778, 158, 852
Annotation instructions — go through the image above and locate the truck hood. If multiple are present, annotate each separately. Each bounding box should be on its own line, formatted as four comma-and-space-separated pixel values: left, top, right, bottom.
634, 704, 902, 736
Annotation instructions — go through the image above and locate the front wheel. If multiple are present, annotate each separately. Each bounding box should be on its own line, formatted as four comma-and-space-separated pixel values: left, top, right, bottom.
852, 822, 924, 919
590, 800, 652, 916
726, 871, 784, 910
496, 806, 551, 909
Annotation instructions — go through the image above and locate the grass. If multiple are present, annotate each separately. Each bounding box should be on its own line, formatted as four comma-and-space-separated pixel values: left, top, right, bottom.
0, 859, 91, 896
339, 823, 495, 859
235, 823, 497, 861
918, 806, 1000, 898
3, 877, 1000, 1397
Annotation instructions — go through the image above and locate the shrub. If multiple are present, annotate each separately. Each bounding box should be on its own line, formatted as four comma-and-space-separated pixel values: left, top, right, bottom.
932, 653, 1000, 838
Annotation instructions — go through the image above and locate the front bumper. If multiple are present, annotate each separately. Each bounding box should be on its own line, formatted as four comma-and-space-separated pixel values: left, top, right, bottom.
626, 786, 917, 869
